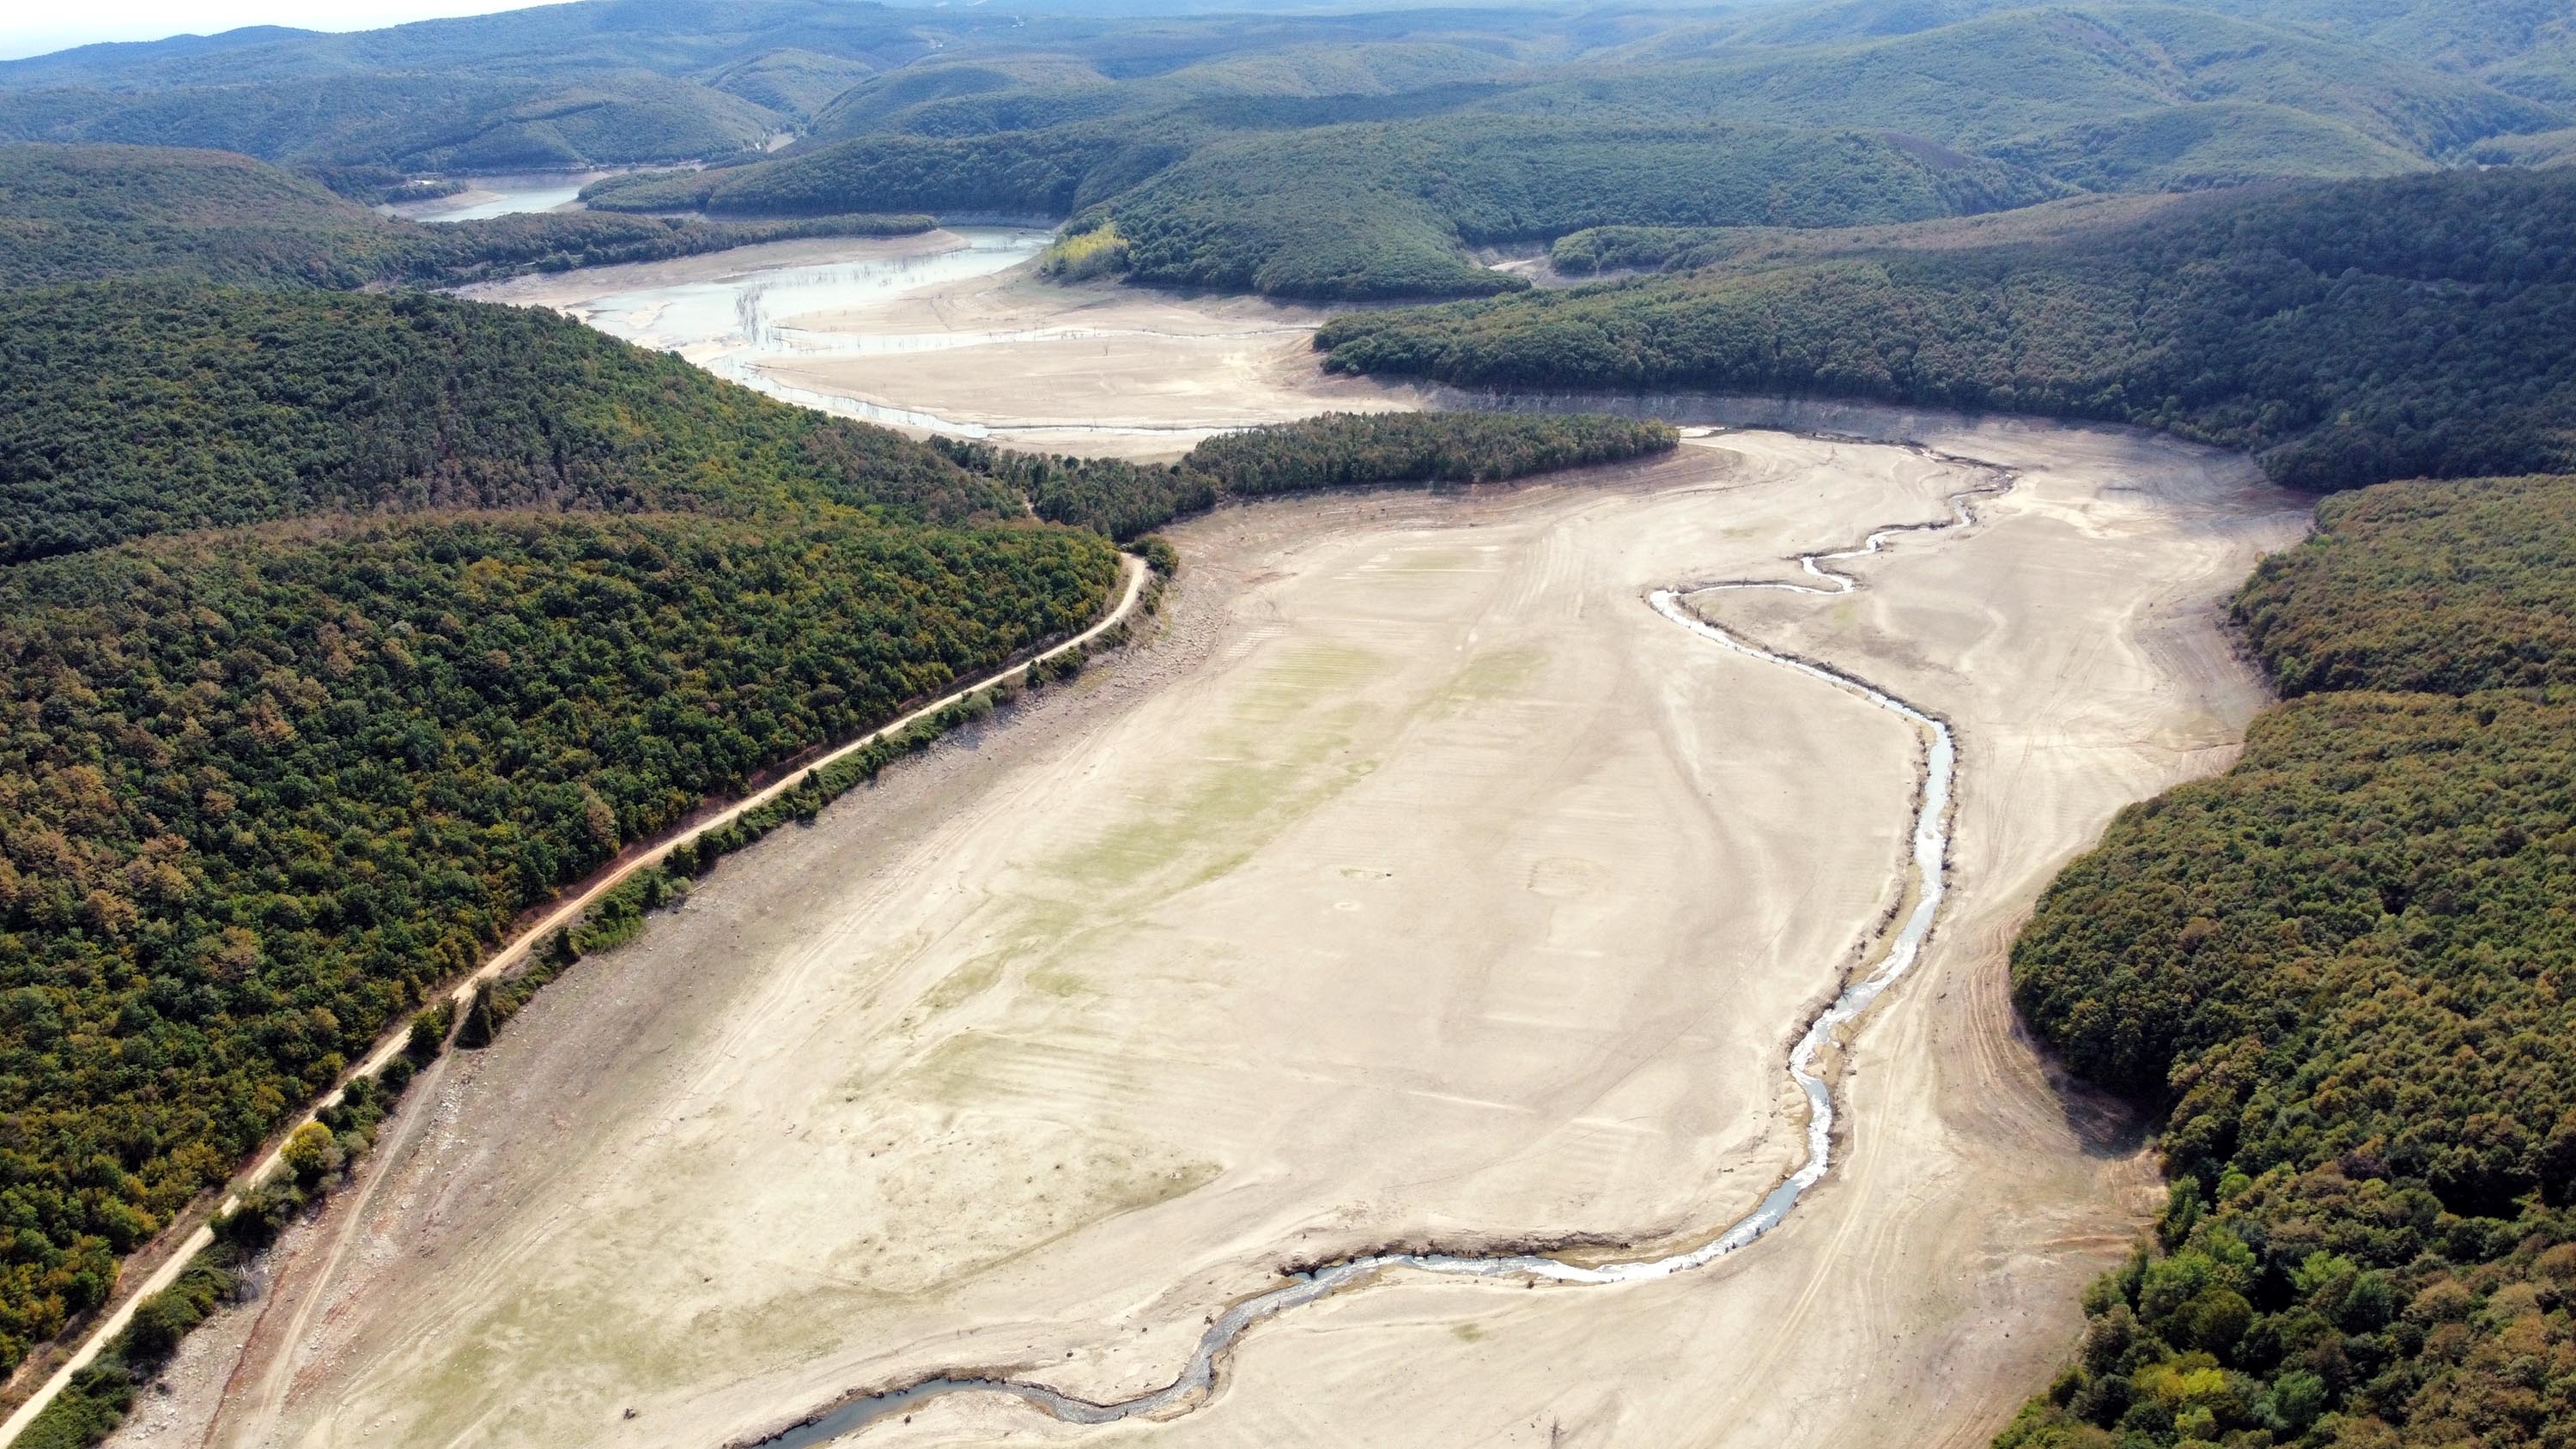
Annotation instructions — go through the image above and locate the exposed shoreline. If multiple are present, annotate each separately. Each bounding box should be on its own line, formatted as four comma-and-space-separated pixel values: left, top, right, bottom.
105, 417, 2304, 1449
730, 462, 2006, 1448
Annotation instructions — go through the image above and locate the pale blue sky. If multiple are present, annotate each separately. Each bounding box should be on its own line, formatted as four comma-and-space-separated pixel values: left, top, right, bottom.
0, 1, 574, 60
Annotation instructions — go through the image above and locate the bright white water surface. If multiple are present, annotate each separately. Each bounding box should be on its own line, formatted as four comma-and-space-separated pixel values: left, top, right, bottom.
390, 173, 598, 221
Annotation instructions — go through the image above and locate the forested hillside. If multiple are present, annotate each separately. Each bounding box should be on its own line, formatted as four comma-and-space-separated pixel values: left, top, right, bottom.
0, 264, 1674, 1386
2235, 476, 2576, 696
0, 72, 784, 176
0, 270, 1160, 1373
0, 512, 1118, 1373
0, 283, 1014, 561
1103, 118, 2057, 298
14, 2, 2576, 1439
0, 144, 931, 290
935, 410, 1678, 539
2000, 471, 2576, 1448
0, 3, 1577, 188
1607, 4, 2555, 155
1182, 410, 1676, 494
565, 0, 2568, 302
0, 0, 1036, 173
7, 0, 2567, 309
591, 113, 2059, 300
1318, 167, 2576, 490
1677, 0, 2576, 107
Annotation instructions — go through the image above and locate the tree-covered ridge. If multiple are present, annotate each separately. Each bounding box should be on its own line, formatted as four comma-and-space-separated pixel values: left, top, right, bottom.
1999, 462, 2576, 1447
1589, 3, 2557, 158
1654, 0, 2576, 112
0, 143, 404, 288
0, 283, 1015, 562
934, 411, 1677, 542
1317, 167, 2576, 491
592, 112, 2059, 301
581, 128, 1146, 218
0, 4, 1571, 195
931, 444, 1217, 546
2003, 688, 2576, 1448
0, 71, 785, 176
0, 143, 933, 290
1182, 410, 1679, 494
390, 209, 937, 285
0, 271, 1679, 561
559, 0, 2575, 305
2235, 475, 2576, 698
0, 511, 1117, 1372
1103, 118, 2061, 300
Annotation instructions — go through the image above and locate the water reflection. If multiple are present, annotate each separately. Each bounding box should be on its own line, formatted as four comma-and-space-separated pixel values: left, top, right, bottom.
391, 173, 600, 222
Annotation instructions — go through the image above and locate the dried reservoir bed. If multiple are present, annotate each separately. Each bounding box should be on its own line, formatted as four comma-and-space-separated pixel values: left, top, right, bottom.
114, 424, 2301, 1449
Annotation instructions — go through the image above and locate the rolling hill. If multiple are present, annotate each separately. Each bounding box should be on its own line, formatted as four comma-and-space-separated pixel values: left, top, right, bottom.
1316, 167, 2576, 489
0, 143, 933, 290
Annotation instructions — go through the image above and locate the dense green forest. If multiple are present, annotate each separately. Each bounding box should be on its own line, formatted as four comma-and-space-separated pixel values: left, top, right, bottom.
2236, 476, 2576, 697
0, 511, 1116, 1372
592, 113, 2059, 300
581, 128, 1147, 217
1182, 410, 1677, 494
0, 256, 1165, 1379
932, 444, 1218, 543
0, 278, 1662, 561
7, 0, 2571, 308
0, 72, 784, 175
1104, 118, 2058, 299
1998, 471, 2576, 1448
1318, 167, 2576, 490
0, 3, 1577, 183
933, 410, 1675, 540
560, 0, 2570, 301
0, 282, 1018, 561
0, 144, 930, 289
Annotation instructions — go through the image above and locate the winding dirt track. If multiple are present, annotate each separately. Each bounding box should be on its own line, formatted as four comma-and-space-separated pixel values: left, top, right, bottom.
100, 419, 2302, 1449
0, 555, 1146, 1449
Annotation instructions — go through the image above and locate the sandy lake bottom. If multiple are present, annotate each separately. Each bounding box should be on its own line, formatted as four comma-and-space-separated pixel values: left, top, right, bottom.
108, 238, 2309, 1449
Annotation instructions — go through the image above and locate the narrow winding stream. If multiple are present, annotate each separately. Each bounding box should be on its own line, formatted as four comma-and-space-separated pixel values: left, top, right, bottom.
739, 470, 2009, 1447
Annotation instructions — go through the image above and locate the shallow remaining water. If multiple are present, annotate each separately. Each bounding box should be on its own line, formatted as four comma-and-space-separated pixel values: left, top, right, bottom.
738, 475, 2006, 1447
389, 173, 601, 222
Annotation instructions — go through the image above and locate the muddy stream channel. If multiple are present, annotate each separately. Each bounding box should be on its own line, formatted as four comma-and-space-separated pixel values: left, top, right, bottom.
740, 494, 2005, 1445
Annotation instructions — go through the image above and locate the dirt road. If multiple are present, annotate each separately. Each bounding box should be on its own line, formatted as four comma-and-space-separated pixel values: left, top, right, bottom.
10, 555, 1145, 1449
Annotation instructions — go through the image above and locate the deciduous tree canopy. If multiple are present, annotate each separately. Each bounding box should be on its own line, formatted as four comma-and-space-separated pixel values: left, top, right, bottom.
1319, 168, 2576, 491
2002, 471, 2576, 1449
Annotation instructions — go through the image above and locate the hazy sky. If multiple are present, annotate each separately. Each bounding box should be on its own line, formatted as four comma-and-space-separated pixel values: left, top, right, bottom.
0, 1, 574, 60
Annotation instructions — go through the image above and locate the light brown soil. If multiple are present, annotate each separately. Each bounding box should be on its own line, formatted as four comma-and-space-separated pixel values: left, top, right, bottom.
752, 270, 1428, 455
456, 228, 975, 303
114, 415, 2305, 1449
